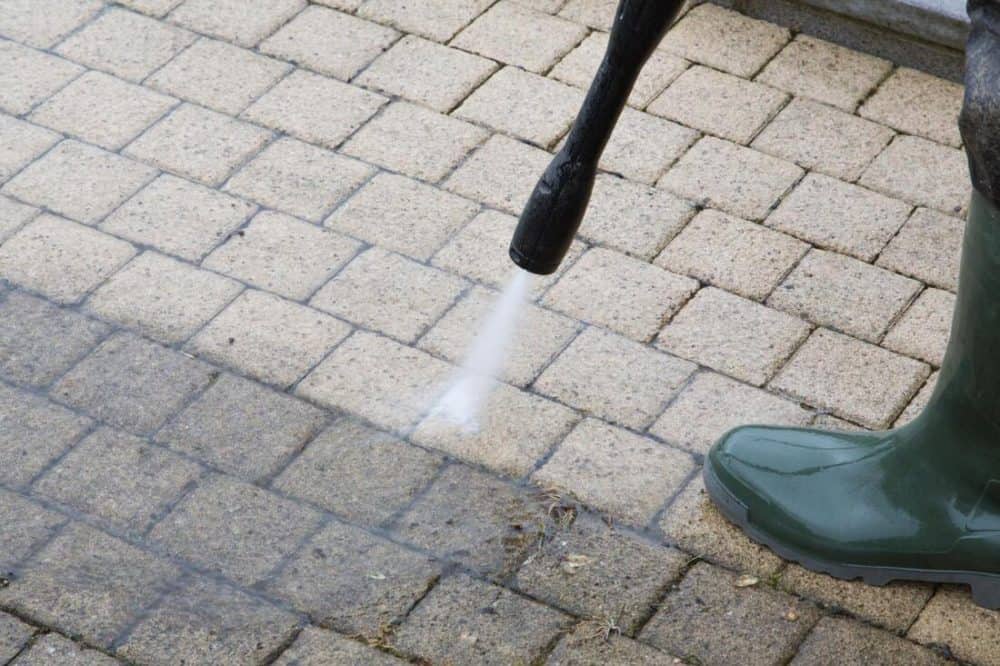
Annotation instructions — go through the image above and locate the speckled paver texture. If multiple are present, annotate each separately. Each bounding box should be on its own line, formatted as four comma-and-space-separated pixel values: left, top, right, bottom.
0, 0, 982, 664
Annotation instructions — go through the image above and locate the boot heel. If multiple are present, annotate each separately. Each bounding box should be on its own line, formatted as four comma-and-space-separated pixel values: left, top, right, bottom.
970, 577, 1000, 609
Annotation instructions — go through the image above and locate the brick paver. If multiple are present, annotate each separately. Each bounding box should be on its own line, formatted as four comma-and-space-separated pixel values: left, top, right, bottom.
0, 1, 987, 663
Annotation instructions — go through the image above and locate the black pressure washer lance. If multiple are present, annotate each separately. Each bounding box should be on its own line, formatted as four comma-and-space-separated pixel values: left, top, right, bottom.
509, 0, 1000, 609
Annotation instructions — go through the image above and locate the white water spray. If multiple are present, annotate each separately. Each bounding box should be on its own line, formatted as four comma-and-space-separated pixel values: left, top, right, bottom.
431, 268, 531, 432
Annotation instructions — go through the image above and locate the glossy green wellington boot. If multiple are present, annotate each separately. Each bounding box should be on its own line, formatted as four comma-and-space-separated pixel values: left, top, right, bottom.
705, 191, 1000, 607
705, 0, 1000, 608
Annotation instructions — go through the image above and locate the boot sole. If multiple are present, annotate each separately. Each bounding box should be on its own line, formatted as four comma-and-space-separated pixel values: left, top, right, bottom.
703, 461, 1000, 609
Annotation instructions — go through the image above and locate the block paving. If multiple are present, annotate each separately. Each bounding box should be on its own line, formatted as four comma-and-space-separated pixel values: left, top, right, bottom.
0, 1, 986, 664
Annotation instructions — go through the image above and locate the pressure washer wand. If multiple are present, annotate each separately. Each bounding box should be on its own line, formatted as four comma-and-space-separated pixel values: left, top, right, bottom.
508, 0, 687, 275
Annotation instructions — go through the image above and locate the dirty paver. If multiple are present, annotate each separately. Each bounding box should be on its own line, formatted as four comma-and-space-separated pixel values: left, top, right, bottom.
0, 1, 985, 664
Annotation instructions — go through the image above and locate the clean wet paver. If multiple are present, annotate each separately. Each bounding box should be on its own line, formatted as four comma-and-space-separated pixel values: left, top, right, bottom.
0, 1, 987, 663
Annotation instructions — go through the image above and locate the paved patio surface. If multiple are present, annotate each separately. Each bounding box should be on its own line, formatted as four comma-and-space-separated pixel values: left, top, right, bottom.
0, 0, 992, 664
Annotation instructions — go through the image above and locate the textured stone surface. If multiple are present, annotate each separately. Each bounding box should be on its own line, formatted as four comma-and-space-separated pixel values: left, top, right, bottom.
414, 381, 579, 476
0, 196, 37, 243
265, 520, 440, 637
0, 292, 109, 388
757, 35, 892, 111
552, 31, 688, 109
780, 565, 933, 633
30, 71, 176, 151
418, 285, 579, 387
752, 98, 895, 182
357, 35, 497, 113
769, 249, 921, 342
296, 331, 452, 432
652, 371, 811, 455
658, 287, 811, 386
0, 488, 66, 572
393, 464, 551, 576
0, 385, 91, 488
147, 37, 290, 115
34, 427, 201, 535
658, 3, 789, 78
0, 612, 34, 663
87, 252, 242, 344
771, 329, 930, 428
596, 108, 699, 185
119, 576, 299, 666
100, 174, 256, 262
648, 65, 787, 144
640, 563, 818, 665
860, 67, 964, 147
514, 513, 688, 631
126, 103, 272, 187
543, 247, 698, 342
452, 1, 586, 74
660, 474, 785, 576
55, 8, 195, 82
908, 587, 1000, 666
882, 288, 955, 367
187, 289, 351, 388
10, 633, 119, 666
656, 208, 808, 300
877, 208, 964, 292
168, 0, 307, 47
157, 373, 328, 481
861, 136, 970, 216
391, 574, 571, 665
310, 247, 463, 343
455, 66, 583, 148
342, 101, 487, 183
577, 175, 694, 260
0, 41, 83, 115
0, 115, 59, 183
52, 332, 214, 434
359, 0, 493, 42
260, 6, 397, 80
535, 327, 694, 429
327, 173, 478, 261
224, 138, 373, 222
150, 475, 323, 586
275, 627, 406, 665
4, 141, 155, 226
0, 0, 102, 48
793, 617, 947, 666
659, 136, 803, 221
243, 70, 386, 150
534, 419, 694, 526
0, 523, 181, 646
204, 210, 360, 301
274, 418, 442, 526
444, 134, 552, 214
547, 630, 676, 665
765, 172, 911, 262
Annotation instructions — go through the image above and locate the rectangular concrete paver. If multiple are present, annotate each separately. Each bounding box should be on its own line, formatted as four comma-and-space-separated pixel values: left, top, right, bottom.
187, 289, 352, 388
356, 35, 498, 113
149, 474, 323, 586
10, 633, 119, 666
0, 488, 67, 573
358, 0, 493, 42
860, 135, 970, 216
0, 0, 102, 49
882, 288, 954, 367
534, 418, 694, 526
413, 381, 579, 477
0, 612, 34, 664
275, 627, 406, 665
652, 371, 812, 455
1, 522, 181, 646
860, 67, 964, 147
543, 247, 698, 342
908, 587, 1000, 666
0, 41, 84, 115
877, 207, 965, 292
0, 115, 60, 184
771, 328, 929, 428
535, 326, 695, 430
264, 520, 440, 638
273, 418, 443, 526
156, 373, 329, 482
53, 332, 214, 435
514, 513, 688, 631
168, 0, 307, 48
640, 562, 819, 666
390, 574, 571, 665
793, 616, 948, 666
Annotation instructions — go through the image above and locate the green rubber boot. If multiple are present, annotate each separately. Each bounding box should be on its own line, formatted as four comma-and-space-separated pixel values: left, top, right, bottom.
705, 190, 1000, 607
